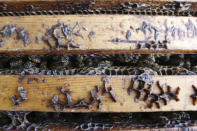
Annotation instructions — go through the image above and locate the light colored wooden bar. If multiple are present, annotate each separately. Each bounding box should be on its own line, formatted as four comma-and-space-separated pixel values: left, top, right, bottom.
0, 75, 197, 112
1, 15, 197, 54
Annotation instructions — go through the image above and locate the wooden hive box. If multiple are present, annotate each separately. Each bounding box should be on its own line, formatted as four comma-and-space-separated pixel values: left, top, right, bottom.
1, 0, 197, 130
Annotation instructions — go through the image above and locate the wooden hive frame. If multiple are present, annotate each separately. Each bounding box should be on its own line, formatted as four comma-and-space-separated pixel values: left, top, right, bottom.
1, 15, 197, 54
1, 0, 197, 130
0, 75, 196, 112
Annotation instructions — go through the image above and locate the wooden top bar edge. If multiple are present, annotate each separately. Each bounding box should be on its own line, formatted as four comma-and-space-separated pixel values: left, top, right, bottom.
1, 75, 197, 112
1, 15, 197, 54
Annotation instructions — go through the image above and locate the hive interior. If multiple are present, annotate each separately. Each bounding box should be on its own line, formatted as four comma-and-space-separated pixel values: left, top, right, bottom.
0, 54, 197, 75
0, 54, 197, 130
0, 1, 196, 130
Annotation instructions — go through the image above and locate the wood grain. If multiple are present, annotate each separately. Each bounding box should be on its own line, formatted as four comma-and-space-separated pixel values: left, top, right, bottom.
1, 15, 197, 54
0, 75, 197, 112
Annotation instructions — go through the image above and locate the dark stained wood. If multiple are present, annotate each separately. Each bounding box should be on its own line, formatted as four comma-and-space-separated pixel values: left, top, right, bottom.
20, 125, 197, 131
0, 0, 196, 14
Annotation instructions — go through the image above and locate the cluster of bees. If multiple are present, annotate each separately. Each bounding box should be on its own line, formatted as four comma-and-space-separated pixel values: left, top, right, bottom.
0, 54, 197, 76
0, 1, 195, 130
119, 2, 192, 16
48, 77, 117, 111
0, 25, 29, 46
128, 79, 180, 109
0, 54, 195, 130
42, 22, 88, 50
0, 1, 193, 17
0, 110, 193, 130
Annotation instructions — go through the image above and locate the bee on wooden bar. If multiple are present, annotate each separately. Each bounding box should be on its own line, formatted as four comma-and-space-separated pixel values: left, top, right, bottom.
88, 31, 95, 41
0, 40, 4, 47
11, 86, 27, 109
42, 79, 46, 83
90, 86, 103, 109
0, 24, 16, 37
73, 98, 91, 109
128, 77, 180, 109
18, 75, 26, 83
27, 77, 40, 84
191, 85, 197, 105
16, 28, 29, 46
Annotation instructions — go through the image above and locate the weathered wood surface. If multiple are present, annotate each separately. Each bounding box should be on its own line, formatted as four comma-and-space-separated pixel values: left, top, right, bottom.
0, 75, 197, 112
1, 15, 197, 54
